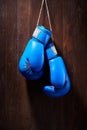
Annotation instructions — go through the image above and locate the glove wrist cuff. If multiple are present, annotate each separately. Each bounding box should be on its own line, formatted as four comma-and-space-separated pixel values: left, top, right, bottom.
46, 43, 58, 60
32, 26, 52, 46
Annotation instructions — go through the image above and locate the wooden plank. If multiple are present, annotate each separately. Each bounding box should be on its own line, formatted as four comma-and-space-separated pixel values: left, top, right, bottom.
2, 0, 18, 129
63, 0, 87, 129
0, 0, 7, 129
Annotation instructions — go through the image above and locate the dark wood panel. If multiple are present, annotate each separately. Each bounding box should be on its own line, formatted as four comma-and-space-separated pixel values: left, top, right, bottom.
3, 0, 18, 129
0, 0, 87, 130
62, 0, 87, 129
0, 0, 6, 129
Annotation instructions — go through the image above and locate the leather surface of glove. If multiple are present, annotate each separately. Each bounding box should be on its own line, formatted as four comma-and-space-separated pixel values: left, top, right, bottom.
18, 26, 52, 80
43, 43, 71, 97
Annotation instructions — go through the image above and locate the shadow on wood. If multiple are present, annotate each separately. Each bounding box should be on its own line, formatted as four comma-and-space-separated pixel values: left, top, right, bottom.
26, 61, 87, 130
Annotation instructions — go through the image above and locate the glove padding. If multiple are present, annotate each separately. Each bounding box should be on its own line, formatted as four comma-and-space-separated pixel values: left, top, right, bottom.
18, 26, 52, 80
43, 43, 71, 97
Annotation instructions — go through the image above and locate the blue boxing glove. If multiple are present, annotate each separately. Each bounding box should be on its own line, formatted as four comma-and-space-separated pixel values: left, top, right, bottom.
43, 43, 71, 97
18, 26, 52, 80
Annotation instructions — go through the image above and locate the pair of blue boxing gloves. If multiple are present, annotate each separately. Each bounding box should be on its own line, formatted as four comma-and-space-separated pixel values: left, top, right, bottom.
18, 25, 71, 98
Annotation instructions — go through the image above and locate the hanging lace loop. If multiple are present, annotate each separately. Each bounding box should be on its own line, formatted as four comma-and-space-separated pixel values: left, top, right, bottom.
36, 0, 54, 41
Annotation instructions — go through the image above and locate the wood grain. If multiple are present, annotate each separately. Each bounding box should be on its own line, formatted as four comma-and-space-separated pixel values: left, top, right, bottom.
0, 0, 87, 130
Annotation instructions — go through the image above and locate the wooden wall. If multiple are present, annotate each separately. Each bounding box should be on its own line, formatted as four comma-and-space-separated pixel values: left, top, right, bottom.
0, 0, 87, 129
